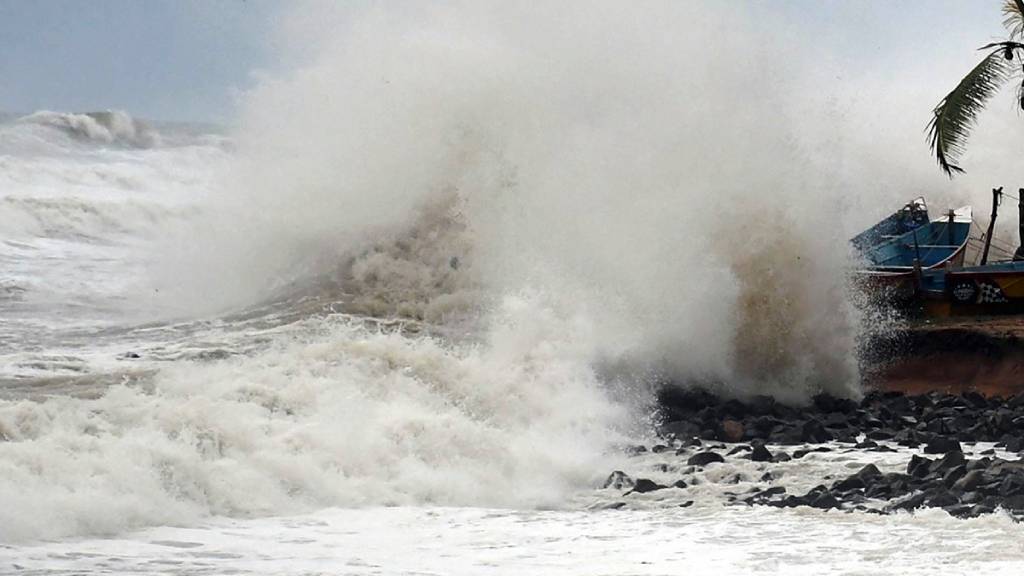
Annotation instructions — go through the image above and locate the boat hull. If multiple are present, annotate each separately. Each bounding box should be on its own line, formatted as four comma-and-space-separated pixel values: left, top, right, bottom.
922, 264, 1024, 317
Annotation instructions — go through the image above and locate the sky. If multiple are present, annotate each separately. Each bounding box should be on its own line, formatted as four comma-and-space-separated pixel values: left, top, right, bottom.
0, 0, 286, 122
0, 1, 1013, 123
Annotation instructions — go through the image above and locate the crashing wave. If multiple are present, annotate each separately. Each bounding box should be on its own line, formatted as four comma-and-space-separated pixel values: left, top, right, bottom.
18, 110, 161, 148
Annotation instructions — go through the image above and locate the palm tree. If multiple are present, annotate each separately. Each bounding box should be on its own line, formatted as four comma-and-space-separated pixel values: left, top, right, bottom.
929, 0, 1024, 176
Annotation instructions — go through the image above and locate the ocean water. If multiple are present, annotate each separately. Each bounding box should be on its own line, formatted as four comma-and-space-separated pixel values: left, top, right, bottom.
2, 3, 1020, 573
2, 111, 1021, 574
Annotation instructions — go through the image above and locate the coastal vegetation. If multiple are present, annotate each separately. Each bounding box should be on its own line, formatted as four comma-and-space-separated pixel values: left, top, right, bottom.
930, 0, 1024, 175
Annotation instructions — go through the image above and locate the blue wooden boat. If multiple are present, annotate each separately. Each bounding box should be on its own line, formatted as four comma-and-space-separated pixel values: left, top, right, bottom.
851, 197, 930, 252
854, 206, 972, 303
861, 206, 972, 272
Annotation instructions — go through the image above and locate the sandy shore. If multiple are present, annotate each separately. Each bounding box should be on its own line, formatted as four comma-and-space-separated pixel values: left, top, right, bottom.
865, 317, 1024, 396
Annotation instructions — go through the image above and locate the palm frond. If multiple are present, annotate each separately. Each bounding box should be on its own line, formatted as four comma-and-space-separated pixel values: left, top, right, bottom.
1003, 0, 1024, 37
928, 48, 1016, 177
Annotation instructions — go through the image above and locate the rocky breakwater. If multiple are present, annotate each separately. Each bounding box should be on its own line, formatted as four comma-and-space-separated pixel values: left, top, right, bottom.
600, 387, 1024, 519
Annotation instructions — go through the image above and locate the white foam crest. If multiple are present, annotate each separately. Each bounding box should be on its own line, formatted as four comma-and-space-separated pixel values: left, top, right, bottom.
17, 110, 160, 149
0, 195, 199, 241
0, 297, 628, 542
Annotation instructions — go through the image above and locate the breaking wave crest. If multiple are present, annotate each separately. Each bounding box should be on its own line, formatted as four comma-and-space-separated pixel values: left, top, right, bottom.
165, 1, 865, 399
19, 110, 160, 148
0, 305, 628, 541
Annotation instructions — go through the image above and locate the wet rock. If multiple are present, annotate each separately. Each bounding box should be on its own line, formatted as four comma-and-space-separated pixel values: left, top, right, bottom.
687, 451, 725, 467
923, 437, 962, 455
951, 470, 984, 493
893, 429, 920, 447
679, 500, 694, 508
661, 420, 702, 441
889, 492, 927, 512
770, 427, 804, 445
941, 465, 967, 488
1004, 437, 1024, 452
652, 387, 1024, 518
809, 491, 841, 510
925, 489, 959, 508
930, 451, 966, 474
747, 395, 776, 416
907, 454, 930, 478
750, 441, 773, 462
801, 419, 833, 443
793, 446, 832, 459
672, 479, 688, 489
656, 386, 718, 416
1002, 494, 1024, 510
651, 444, 671, 453
853, 463, 883, 481
833, 475, 866, 492
628, 478, 667, 494
866, 429, 894, 441
603, 471, 635, 490
718, 419, 745, 443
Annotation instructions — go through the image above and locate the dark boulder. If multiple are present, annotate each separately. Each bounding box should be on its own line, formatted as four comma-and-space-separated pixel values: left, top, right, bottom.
942, 465, 967, 488
907, 454, 930, 478
923, 437, 962, 455
1002, 494, 1024, 510
628, 478, 667, 494
809, 491, 841, 510
833, 475, 866, 492
718, 419, 745, 443
793, 447, 832, 459
656, 386, 717, 414
854, 463, 883, 481
1004, 436, 1024, 453
952, 470, 985, 493
746, 395, 776, 416
603, 471, 635, 490
931, 451, 967, 473
925, 489, 959, 508
893, 429, 921, 447
866, 429, 894, 441
749, 441, 773, 462
687, 451, 725, 466
660, 420, 701, 441
801, 419, 834, 443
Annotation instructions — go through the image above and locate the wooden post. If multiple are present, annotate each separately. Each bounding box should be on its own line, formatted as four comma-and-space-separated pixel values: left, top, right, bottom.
980, 187, 1002, 266
1016, 189, 1024, 261
947, 209, 955, 246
